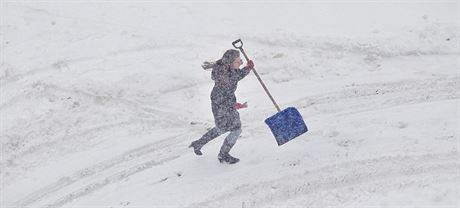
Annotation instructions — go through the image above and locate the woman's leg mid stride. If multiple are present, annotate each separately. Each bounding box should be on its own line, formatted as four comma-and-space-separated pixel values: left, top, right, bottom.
189, 127, 225, 155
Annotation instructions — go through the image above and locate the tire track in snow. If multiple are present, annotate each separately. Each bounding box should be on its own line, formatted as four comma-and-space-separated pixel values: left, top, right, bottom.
43, 155, 181, 208
293, 76, 459, 117
191, 151, 460, 208
0, 43, 194, 87
6, 118, 173, 167
13, 133, 188, 208
1, 56, 97, 86
0, 81, 169, 117
2, 81, 187, 181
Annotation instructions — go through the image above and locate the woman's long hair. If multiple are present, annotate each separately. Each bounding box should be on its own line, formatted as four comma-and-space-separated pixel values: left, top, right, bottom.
201, 61, 218, 71
202, 49, 240, 70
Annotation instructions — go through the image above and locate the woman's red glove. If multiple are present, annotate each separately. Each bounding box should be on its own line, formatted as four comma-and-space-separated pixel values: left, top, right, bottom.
246, 60, 254, 69
233, 102, 248, 110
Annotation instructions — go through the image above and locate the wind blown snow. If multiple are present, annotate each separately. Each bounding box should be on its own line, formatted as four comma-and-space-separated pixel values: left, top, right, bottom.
1, 1, 459, 208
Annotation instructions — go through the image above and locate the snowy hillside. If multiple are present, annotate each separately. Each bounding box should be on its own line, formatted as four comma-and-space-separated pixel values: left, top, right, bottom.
1, 1, 459, 208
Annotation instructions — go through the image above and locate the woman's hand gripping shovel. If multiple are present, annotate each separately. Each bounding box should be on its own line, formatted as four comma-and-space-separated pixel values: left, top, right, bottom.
232, 39, 308, 145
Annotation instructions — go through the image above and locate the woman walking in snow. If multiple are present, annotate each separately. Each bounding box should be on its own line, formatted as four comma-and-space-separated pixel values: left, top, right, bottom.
189, 49, 254, 164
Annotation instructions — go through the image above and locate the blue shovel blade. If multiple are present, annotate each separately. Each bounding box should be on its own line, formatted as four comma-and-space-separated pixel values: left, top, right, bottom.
264, 107, 308, 146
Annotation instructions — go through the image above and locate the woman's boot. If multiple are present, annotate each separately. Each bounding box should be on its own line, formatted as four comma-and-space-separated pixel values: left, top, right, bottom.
218, 139, 239, 164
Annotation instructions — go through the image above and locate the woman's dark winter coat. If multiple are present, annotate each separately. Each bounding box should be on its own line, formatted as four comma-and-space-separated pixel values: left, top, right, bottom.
210, 61, 251, 131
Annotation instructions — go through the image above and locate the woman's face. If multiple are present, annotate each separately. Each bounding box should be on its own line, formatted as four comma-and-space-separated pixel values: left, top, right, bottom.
230, 57, 243, 69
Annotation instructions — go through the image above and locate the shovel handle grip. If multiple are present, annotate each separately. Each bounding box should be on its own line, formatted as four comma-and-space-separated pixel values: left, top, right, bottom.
232, 39, 243, 49
232, 39, 250, 61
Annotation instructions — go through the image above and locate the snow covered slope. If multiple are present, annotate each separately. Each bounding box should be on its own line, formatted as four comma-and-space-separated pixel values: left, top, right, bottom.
1, 1, 459, 207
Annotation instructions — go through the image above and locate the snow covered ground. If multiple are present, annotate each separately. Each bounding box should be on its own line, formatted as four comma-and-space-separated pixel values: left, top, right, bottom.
1, 1, 459, 207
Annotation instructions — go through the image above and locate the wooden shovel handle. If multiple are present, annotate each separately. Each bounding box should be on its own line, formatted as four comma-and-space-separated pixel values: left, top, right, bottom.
232, 39, 281, 112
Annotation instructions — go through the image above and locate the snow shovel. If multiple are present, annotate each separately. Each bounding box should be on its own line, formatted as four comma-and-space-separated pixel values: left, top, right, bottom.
232, 39, 308, 146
